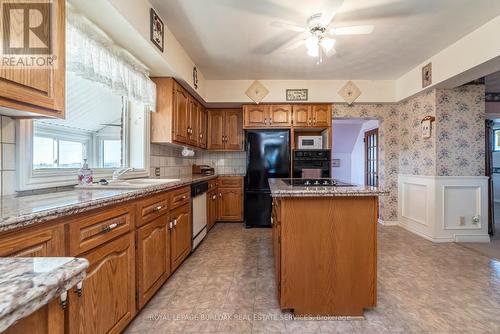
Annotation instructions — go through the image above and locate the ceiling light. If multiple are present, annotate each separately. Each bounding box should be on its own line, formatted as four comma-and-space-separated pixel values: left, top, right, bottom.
305, 35, 319, 51
307, 44, 319, 57
320, 38, 335, 52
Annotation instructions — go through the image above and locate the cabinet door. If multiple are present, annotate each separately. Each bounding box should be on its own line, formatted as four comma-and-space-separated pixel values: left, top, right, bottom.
243, 105, 269, 128
170, 203, 191, 272
311, 105, 331, 127
224, 109, 243, 151
207, 110, 225, 150
0, 0, 65, 117
172, 82, 189, 144
218, 188, 243, 221
4, 299, 64, 334
292, 105, 312, 127
198, 107, 208, 149
136, 216, 170, 309
269, 105, 292, 128
69, 233, 135, 334
207, 190, 218, 231
0, 225, 64, 257
187, 97, 199, 146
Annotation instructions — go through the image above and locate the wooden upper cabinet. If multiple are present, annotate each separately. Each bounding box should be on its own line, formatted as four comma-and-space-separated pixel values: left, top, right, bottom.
208, 110, 225, 150
136, 215, 170, 309
292, 105, 312, 127
198, 107, 208, 149
172, 82, 190, 144
69, 232, 135, 334
0, 0, 65, 118
312, 105, 331, 127
208, 109, 243, 151
170, 203, 191, 272
269, 105, 292, 127
187, 97, 199, 146
224, 109, 243, 150
243, 105, 269, 128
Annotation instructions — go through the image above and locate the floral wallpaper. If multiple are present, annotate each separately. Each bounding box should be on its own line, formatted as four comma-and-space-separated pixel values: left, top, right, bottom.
332, 84, 486, 222
399, 89, 437, 176
435, 85, 485, 176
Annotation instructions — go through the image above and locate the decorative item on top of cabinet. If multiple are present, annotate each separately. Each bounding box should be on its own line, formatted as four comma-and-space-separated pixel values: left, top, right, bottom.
207, 109, 244, 151
151, 78, 208, 150
0, 0, 65, 118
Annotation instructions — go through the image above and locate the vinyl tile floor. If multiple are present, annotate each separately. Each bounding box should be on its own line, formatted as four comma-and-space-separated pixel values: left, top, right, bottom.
124, 223, 500, 334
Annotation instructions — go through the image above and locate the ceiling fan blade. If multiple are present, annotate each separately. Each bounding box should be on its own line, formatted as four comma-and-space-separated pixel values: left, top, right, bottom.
217, 0, 301, 21
271, 21, 306, 33
320, 0, 345, 27
274, 34, 305, 53
331, 25, 374, 35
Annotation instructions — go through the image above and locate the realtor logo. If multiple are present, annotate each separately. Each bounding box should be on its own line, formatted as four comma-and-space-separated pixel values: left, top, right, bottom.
1, 0, 55, 68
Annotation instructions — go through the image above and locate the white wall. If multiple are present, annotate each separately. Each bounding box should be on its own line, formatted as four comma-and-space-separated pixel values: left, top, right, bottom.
351, 120, 379, 185
331, 153, 351, 183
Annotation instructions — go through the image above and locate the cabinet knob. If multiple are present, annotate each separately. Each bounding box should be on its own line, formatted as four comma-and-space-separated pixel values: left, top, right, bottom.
264, 117, 267, 125
213, 195, 216, 200
169, 221, 173, 229
219, 193, 222, 198
174, 219, 178, 226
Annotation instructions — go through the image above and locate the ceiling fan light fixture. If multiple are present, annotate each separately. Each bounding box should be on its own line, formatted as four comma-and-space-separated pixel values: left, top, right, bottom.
306, 44, 319, 57
320, 37, 335, 52
305, 35, 319, 51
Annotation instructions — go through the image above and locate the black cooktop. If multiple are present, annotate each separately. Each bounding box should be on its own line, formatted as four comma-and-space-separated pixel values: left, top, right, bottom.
282, 179, 355, 187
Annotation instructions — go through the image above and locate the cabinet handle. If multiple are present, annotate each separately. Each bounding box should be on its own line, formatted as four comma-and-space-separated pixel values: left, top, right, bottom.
60, 291, 68, 310
199, 133, 203, 139
269, 118, 272, 125
174, 219, 178, 226
264, 117, 267, 125
169, 221, 173, 229
182, 195, 187, 199
313, 118, 316, 125
213, 195, 216, 200
219, 193, 222, 198
153, 205, 163, 212
102, 223, 118, 233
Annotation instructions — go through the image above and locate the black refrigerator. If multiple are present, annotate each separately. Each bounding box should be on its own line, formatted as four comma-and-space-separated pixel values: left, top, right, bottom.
245, 130, 290, 228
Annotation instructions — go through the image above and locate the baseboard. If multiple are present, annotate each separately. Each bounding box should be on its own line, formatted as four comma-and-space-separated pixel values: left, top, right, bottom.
398, 221, 454, 243
455, 234, 491, 243
378, 219, 399, 226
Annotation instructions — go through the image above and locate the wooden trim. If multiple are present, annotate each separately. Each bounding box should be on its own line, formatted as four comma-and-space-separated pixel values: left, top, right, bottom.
364, 128, 379, 187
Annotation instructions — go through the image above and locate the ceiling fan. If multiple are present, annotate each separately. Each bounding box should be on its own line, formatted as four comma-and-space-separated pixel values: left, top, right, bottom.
270, 1, 374, 64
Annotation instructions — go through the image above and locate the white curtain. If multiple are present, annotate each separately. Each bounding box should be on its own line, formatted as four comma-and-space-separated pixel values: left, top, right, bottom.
66, 8, 156, 109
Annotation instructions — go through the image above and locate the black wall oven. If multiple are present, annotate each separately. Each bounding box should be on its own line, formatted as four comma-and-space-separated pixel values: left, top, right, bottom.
293, 150, 331, 178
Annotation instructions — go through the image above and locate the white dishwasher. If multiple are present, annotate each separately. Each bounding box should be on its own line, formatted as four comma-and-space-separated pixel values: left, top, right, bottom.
191, 181, 208, 250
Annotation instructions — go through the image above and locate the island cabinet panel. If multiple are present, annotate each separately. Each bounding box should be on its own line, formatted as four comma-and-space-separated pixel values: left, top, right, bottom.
271, 199, 281, 300
69, 233, 135, 334
277, 196, 378, 316
170, 203, 191, 272
3, 299, 64, 334
0, 0, 65, 118
0, 225, 64, 257
136, 215, 170, 309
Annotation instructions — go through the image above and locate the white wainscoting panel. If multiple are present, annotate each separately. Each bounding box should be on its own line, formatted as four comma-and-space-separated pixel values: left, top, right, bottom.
398, 175, 489, 243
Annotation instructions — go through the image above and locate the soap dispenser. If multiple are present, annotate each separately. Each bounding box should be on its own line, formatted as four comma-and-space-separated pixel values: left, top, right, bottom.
78, 159, 93, 185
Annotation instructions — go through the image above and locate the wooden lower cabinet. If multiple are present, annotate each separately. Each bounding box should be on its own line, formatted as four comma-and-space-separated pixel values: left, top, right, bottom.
170, 203, 191, 272
207, 189, 218, 230
69, 233, 135, 334
136, 215, 170, 309
0, 225, 64, 257
218, 188, 243, 221
4, 299, 64, 334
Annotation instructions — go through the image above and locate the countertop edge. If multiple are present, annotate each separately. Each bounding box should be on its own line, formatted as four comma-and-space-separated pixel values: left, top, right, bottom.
0, 258, 89, 333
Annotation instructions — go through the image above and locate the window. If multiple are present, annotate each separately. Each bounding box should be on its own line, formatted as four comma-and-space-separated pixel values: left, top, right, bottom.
494, 129, 500, 151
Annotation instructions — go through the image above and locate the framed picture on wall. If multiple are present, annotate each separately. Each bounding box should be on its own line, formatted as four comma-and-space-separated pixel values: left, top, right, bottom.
150, 8, 164, 52
332, 159, 341, 167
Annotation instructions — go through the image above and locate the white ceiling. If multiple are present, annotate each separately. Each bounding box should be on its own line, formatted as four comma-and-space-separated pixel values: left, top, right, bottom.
151, 0, 500, 80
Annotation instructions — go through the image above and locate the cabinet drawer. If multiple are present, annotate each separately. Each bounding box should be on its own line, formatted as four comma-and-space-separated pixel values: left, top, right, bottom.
218, 176, 242, 188
208, 178, 218, 191
68, 206, 132, 255
137, 194, 170, 226
0, 225, 64, 257
170, 187, 191, 209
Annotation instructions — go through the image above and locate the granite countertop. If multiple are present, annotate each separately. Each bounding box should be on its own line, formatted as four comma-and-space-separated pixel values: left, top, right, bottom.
0, 174, 243, 233
268, 178, 389, 197
0, 257, 88, 332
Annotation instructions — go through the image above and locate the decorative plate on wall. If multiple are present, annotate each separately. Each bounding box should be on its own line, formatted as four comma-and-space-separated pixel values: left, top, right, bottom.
338, 81, 361, 105
245, 80, 269, 104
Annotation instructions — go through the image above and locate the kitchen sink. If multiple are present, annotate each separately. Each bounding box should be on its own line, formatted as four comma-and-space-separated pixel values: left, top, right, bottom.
75, 178, 181, 190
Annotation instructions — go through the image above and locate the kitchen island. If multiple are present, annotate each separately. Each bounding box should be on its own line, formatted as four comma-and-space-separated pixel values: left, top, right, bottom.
269, 178, 388, 317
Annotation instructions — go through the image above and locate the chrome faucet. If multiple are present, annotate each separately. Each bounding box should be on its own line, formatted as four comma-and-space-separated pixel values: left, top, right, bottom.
112, 168, 134, 181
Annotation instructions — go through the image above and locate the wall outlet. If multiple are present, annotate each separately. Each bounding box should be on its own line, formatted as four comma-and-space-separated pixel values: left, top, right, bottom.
155, 168, 161, 177
472, 216, 480, 225
459, 216, 466, 226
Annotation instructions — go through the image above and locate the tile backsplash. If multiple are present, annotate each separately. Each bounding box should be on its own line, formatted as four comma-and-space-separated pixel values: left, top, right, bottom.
1, 116, 16, 196
150, 144, 246, 178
